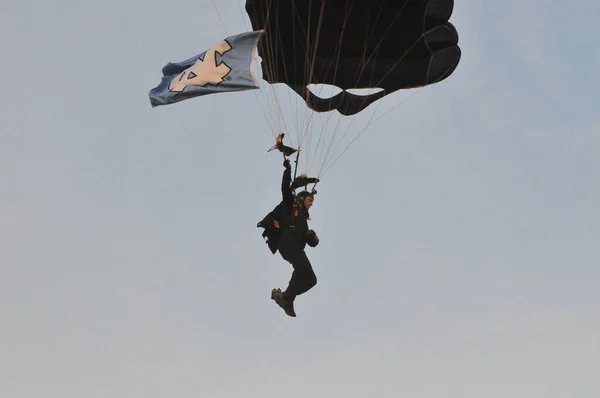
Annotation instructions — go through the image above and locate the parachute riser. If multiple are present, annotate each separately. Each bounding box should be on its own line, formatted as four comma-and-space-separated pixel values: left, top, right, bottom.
292, 148, 300, 180
290, 150, 319, 196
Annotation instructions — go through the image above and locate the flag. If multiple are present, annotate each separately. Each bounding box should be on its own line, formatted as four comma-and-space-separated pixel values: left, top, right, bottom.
149, 30, 264, 107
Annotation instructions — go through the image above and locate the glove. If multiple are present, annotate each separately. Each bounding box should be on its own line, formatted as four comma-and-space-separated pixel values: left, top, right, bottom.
306, 230, 319, 247
283, 159, 291, 169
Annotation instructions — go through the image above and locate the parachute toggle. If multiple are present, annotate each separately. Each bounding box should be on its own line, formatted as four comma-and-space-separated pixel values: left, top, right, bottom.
268, 133, 298, 157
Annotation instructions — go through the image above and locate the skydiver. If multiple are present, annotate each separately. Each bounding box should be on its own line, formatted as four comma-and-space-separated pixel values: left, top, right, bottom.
257, 158, 320, 317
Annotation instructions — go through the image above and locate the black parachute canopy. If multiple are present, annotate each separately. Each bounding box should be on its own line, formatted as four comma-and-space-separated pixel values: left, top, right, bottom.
245, 0, 461, 115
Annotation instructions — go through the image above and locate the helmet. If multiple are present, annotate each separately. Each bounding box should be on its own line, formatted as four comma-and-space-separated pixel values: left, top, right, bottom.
296, 190, 314, 201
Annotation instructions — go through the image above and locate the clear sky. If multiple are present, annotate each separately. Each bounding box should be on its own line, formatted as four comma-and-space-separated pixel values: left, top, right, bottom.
1, 1, 599, 397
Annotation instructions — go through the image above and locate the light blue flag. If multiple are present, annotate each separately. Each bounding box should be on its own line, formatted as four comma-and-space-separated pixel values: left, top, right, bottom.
149, 30, 264, 107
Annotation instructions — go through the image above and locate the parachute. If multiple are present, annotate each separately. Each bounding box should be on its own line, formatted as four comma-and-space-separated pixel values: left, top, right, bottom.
245, 0, 461, 116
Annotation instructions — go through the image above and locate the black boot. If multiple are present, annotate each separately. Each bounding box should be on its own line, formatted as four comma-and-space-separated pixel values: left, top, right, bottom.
271, 288, 296, 317
281, 290, 297, 317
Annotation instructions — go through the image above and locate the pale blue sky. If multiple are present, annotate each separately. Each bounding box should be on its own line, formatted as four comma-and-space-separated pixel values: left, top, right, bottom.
1, 1, 599, 397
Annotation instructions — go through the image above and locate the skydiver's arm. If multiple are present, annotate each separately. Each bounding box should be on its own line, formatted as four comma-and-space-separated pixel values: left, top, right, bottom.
281, 160, 294, 204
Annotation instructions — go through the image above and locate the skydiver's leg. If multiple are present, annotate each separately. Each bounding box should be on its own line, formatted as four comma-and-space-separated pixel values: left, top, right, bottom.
272, 232, 317, 316
281, 248, 317, 302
